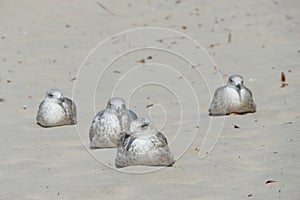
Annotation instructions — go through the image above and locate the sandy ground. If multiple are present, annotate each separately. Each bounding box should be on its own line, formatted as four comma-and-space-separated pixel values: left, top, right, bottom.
1, 0, 299, 199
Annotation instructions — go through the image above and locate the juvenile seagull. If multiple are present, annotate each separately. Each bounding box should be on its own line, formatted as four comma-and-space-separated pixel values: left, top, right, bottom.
209, 74, 256, 115
36, 89, 77, 127
115, 118, 175, 168
89, 97, 137, 149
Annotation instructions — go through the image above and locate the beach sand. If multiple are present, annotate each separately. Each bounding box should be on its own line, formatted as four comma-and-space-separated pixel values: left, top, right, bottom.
0, 0, 299, 199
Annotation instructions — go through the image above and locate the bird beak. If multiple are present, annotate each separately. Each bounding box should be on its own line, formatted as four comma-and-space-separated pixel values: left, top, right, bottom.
59, 97, 65, 102
235, 84, 241, 100
116, 107, 121, 115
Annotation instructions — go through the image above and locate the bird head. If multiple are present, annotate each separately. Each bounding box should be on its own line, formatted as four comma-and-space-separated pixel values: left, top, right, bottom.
227, 75, 244, 90
128, 117, 154, 135
227, 75, 244, 100
45, 89, 64, 103
106, 97, 126, 115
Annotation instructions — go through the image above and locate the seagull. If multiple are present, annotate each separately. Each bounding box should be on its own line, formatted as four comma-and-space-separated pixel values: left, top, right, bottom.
36, 89, 77, 127
209, 74, 256, 115
115, 117, 175, 168
89, 97, 137, 149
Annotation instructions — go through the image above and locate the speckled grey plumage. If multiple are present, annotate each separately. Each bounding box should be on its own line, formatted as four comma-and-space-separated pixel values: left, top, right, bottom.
36, 89, 77, 127
115, 118, 175, 168
209, 74, 256, 115
89, 97, 137, 149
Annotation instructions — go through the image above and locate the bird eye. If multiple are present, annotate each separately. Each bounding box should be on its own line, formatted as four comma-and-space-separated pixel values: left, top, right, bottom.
48, 94, 53, 98
141, 124, 148, 128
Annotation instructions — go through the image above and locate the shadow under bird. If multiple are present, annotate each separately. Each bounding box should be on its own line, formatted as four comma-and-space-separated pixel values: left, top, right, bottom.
115, 117, 175, 168
209, 74, 256, 116
36, 89, 77, 127
89, 97, 137, 149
